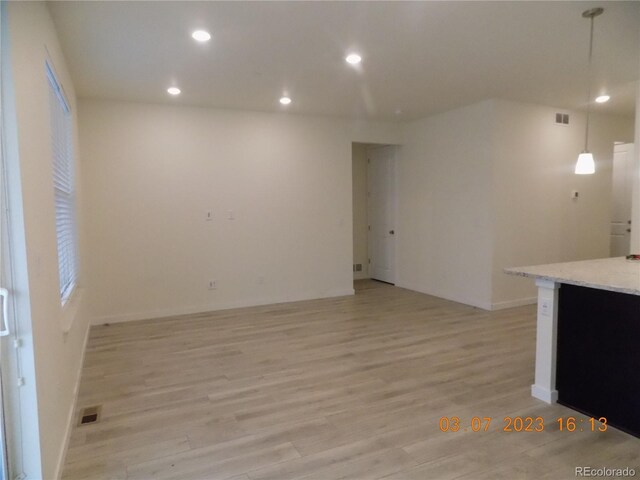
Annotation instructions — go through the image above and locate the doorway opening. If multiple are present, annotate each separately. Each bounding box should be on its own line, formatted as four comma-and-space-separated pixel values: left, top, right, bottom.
352, 143, 399, 289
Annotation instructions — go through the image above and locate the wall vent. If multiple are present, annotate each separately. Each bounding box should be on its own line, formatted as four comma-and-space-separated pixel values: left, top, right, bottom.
78, 405, 102, 426
555, 113, 570, 125
353, 264, 363, 272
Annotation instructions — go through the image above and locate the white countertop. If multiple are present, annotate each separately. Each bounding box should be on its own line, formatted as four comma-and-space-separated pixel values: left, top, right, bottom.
505, 257, 640, 296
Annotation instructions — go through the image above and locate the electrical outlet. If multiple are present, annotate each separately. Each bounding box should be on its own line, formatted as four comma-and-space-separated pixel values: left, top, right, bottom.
206, 211, 213, 221
540, 299, 551, 317
208, 280, 217, 290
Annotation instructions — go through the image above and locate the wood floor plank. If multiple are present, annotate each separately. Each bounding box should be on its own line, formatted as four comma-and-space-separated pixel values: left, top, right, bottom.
127, 441, 300, 480
62, 280, 640, 480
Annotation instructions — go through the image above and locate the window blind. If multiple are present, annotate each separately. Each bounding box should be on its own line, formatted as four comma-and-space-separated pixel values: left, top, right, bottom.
46, 63, 78, 302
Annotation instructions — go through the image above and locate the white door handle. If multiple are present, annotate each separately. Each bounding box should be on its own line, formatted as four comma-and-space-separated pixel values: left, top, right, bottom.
0, 288, 9, 337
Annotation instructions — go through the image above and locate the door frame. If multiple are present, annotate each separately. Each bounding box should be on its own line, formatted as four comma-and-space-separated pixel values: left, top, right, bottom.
1, 3, 44, 477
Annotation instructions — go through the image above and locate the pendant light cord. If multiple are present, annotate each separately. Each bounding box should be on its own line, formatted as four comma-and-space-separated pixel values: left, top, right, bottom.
584, 13, 595, 152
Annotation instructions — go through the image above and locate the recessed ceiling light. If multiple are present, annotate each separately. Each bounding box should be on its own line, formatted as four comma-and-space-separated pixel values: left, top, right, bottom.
345, 53, 362, 65
595, 95, 610, 103
192, 30, 211, 42
167, 87, 181, 95
279, 96, 292, 105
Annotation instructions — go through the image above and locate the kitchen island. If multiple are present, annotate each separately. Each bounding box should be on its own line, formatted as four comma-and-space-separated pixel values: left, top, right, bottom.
506, 257, 640, 438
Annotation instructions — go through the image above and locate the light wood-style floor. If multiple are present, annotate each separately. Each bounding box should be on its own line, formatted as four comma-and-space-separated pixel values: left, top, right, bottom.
63, 280, 639, 480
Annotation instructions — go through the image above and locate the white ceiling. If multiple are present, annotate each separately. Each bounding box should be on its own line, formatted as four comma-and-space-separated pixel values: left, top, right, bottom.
48, 1, 639, 121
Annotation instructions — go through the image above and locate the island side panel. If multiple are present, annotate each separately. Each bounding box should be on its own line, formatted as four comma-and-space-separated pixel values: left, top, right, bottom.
532, 278, 560, 403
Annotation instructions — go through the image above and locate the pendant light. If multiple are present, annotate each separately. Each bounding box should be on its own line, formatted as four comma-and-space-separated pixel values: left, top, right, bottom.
575, 7, 603, 175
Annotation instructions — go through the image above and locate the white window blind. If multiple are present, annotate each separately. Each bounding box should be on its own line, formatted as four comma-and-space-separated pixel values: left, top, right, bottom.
46, 63, 78, 303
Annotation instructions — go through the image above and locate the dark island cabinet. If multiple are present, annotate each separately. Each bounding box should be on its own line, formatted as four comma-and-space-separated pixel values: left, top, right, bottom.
556, 284, 640, 438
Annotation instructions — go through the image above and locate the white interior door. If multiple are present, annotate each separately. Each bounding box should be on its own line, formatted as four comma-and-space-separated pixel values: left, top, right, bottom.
367, 145, 397, 284
610, 143, 634, 257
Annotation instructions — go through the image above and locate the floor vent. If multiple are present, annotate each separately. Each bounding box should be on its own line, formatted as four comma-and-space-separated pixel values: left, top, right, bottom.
79, 405, 102, 426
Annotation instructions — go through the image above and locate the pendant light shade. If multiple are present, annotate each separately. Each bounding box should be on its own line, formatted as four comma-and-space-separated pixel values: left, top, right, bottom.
575, 152, 595, 175
574, 7, 603, 175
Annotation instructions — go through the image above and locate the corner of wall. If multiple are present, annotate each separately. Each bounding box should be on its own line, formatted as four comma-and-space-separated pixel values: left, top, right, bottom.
488, 98, 635, 308
53, 317, 91, 480
396, 99, 496, 311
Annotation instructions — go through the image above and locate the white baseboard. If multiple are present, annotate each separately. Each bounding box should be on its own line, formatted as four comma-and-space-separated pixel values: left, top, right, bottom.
396, 282, 537, 312
92, 288, 355, 325
54, 321, 91, 480
491, 297, 537, 310
396, 281, 493, 311
353, 272, 370, 281
531, 384, 558, 404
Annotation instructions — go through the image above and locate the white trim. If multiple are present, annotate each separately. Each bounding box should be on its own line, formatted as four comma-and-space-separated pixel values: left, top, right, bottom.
91, 288, 356, 325
398, 282, 537, 311
531, 280, 560, 406
396, 281, 492, 310
490, 297, 537, 310
631, 84, 640, 252
535, 278, 558, 290
53, 322, 90, 480
2, 11, 43, 475
531, 384, 558, 404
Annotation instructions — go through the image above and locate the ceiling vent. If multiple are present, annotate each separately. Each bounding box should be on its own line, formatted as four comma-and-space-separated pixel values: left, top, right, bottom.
555, 113, 570, 125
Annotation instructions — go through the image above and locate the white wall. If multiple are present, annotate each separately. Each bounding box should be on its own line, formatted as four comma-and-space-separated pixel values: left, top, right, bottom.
352, 143, 369, 280
79, 99, 401, 324
6, 2, 90, 479
397, 101, 494, 309
396, 98, 633, 311
491, 100, 635, 308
